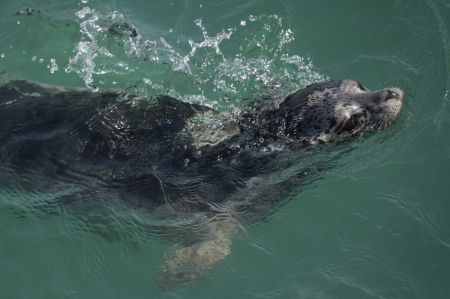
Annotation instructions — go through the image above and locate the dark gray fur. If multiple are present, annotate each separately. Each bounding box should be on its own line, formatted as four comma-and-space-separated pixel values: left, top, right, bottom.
0, 79, 404, 284
0, 79, 403, 214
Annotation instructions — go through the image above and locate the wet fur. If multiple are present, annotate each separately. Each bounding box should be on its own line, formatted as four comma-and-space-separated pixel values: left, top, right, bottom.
0, 79, 403, 284
0, 80, 403, 214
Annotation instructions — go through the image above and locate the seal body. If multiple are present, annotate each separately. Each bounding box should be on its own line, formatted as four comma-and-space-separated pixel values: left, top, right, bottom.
0, 79, 404, 284
0, 79, 404, 211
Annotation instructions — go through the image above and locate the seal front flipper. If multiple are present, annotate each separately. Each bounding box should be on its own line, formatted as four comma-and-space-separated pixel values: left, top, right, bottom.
157, 215, 241, 286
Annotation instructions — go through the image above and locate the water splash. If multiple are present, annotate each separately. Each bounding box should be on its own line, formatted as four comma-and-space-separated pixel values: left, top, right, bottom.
65, 7, 102, 91
66, 7, 326, 109
48, 58, 59, 74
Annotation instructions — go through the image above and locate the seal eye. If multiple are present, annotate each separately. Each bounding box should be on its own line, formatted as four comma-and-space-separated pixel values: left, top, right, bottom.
389, 91, 398, 99
385, 89, 398, 101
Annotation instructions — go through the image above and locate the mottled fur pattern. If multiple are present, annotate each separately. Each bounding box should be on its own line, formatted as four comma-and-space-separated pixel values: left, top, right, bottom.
275, 80, 403, 143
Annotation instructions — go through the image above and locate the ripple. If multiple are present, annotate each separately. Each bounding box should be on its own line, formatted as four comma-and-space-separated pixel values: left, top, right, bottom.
381, 190, 450, 249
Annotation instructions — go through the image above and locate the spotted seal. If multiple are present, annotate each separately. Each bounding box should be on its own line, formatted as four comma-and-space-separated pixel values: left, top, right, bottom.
0, 79, 404, 285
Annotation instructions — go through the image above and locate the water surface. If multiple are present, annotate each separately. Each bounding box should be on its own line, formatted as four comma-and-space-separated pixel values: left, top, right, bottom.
1, 0, 450, 298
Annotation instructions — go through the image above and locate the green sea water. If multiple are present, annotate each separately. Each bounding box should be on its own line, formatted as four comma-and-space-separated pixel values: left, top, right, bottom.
1, 0, 450, 298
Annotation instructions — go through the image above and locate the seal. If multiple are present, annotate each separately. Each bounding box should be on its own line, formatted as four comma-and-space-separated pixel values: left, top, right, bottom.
0, 79, 404, 285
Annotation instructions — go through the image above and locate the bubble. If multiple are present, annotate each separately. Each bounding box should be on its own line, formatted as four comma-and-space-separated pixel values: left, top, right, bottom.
0, 53, 4, 58
240, 20, 247, 26
31, 56, 37, 62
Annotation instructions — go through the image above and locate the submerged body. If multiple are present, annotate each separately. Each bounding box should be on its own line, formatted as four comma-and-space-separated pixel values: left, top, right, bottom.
0, 79, 403, 284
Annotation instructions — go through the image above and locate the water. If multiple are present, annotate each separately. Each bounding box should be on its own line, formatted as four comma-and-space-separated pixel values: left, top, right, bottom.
1, 0, 450, 298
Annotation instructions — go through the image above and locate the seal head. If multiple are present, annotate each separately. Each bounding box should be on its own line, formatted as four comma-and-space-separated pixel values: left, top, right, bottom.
277, 80, 404, 143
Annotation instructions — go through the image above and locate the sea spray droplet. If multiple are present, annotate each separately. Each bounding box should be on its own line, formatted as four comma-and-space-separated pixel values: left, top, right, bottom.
187, 18, 234, 60
76, 7, 92, 19
194, 19, 202, 27
66, 40, 97, 90
67, 7, 106, 90
49, 58, 59, 73
280, 29, 294, 46
110, 11, 124, 21
64, 9, 325, 106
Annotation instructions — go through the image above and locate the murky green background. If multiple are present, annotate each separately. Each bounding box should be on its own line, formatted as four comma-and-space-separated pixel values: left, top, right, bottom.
1, 0, 450, 298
